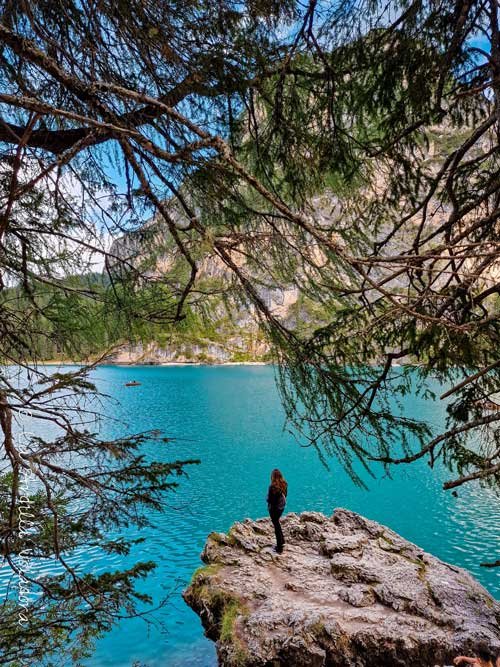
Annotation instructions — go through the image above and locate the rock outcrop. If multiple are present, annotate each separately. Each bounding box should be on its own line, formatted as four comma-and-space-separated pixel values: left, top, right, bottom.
183, 509, 500, 667
106, 336, 271, 365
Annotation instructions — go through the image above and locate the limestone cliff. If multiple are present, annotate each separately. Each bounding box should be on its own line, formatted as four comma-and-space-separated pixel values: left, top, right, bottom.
183, 509, 500, 667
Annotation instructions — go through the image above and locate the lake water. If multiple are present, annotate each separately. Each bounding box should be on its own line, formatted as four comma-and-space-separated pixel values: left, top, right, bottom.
17, 365, 500, 666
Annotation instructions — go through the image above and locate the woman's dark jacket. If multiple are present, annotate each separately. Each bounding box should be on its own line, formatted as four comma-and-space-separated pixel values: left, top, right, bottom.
267, 484, 287, 513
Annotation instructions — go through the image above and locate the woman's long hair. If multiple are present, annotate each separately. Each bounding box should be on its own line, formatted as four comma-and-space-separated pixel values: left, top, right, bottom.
271, 468, 288, 496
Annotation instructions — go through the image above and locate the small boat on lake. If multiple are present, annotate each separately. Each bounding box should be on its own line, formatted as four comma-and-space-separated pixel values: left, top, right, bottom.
125, 380, 141, 387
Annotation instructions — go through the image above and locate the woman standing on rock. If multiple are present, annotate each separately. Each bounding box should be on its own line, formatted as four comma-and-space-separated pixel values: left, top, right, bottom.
267, 468, 287, 554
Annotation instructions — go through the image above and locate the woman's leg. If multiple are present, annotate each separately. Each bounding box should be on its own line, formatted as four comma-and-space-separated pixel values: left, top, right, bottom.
276, 514, 284, 550
270, 510, 284, 551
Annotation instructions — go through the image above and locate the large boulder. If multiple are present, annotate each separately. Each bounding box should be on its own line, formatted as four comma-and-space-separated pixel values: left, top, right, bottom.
183, 509, 500, 666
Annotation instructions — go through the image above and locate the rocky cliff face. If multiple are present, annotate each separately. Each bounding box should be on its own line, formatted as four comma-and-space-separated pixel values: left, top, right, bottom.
107, 335, 271, 364
108, 222, 300, 364
183, 509, 500, 667
107, 125, 498, 365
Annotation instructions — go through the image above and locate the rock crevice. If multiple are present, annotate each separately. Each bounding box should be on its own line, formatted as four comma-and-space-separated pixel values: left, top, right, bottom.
183, 509, 500, 667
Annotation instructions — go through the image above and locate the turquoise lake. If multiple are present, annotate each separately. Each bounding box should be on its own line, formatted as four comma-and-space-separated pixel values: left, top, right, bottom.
26, 365, 500, 665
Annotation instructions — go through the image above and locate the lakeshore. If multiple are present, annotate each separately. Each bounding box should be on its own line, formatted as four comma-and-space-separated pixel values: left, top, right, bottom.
33, 359, 272, 367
